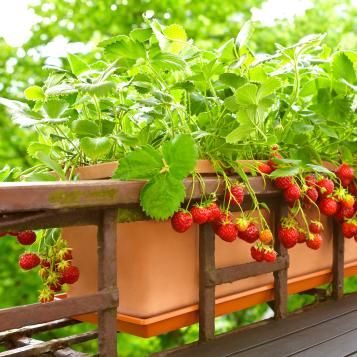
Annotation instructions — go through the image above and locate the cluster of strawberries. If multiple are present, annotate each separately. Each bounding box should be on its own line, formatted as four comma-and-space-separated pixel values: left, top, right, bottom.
260, 158, 356, 249
0, 230, 80, 303
171, 184, 278, 263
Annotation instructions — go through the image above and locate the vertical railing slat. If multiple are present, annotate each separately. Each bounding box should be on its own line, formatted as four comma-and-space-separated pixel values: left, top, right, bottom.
97, 208, 119, 357
332, 220, 344, 300
199, 223, 216, 342
273, 200, 288, 319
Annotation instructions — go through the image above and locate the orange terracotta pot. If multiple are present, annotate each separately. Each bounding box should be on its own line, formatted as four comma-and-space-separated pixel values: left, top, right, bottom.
63, 160, 357, 337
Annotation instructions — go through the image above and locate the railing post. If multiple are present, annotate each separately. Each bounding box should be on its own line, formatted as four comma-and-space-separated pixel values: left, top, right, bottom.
199, 223, 216, 342
97, 208, 119, 357
273, 200, 289, 319
332, 220, 344, 300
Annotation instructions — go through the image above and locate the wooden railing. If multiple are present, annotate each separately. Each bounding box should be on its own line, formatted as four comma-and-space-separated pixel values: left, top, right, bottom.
0, 177, 345, 356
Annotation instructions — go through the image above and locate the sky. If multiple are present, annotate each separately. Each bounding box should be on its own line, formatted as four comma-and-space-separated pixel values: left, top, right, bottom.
0, 0, 314, 48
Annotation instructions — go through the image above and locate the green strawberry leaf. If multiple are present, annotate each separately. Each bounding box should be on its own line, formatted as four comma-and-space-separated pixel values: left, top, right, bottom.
80, 137, 112, 160
72, 120, 100, 138
43, 99, 69, 118
235, 83, 258, 105
305, 164, 335, 176
269, 166, 300, 178
36, 152, 66, 180
140, 173, 185, 220
113, 145, 163, 180
24, 86, 45, 101
100, 35, 145, 60
235, 21, 254, 50
76, 81, 116, 97
332, 52, 356, 84
67, 53, 90, 76
162, 134, 198, 179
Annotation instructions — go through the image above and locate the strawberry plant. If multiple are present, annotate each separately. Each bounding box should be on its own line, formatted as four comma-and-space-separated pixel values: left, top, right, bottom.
0, 19, 356, 301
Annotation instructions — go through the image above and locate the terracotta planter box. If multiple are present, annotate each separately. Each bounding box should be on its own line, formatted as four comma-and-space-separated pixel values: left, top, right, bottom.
63, 161, 357, 337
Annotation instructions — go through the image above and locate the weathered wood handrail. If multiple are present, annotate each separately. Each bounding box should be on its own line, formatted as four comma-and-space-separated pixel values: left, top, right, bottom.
0, 177, 278, 213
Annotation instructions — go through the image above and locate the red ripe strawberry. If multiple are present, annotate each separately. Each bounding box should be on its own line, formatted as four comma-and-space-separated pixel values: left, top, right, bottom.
258, 162, 273, 174
284, 185, 301, 203
319, 198, 338, 216
341, 194, 355, 209
49, 283, 63, 292
334, 204, 354, 222
342, 222, 357, 238
16, 231, 36, 245
19, 253, 40, 270
305, 187, 319, 203
212, 211, 232, 234
278, 227, 298, 249
190, 205, 210, 224
274, 176, 293, 190
336, 163, 354, 183
251, 245, 264, 262
317, 178, 334, 197
225, 184, 244, 206
305, 175, 317, 187
348, 181, 357, 196
263, 249, 277, 262
297, 230, 307, 243
217, 223, 238, 242
239, 223, 259, 243
268, 152, 282, 169
309, 221, 323, 234
62, 250, 73, 261
306, 234, 322, 250
0, 232, 7, 237
206, 202, 221, 222
171, 211, 193, 233
60, 265, 80, 284
41, 259, 51, 268
259, 229, 273, 244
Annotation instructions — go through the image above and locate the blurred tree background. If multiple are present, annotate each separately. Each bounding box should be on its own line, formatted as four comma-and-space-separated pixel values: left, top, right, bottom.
0, 0, 356, 355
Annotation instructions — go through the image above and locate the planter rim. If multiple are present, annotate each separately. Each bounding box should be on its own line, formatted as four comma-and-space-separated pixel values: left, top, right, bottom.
74, 160, 336, 181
